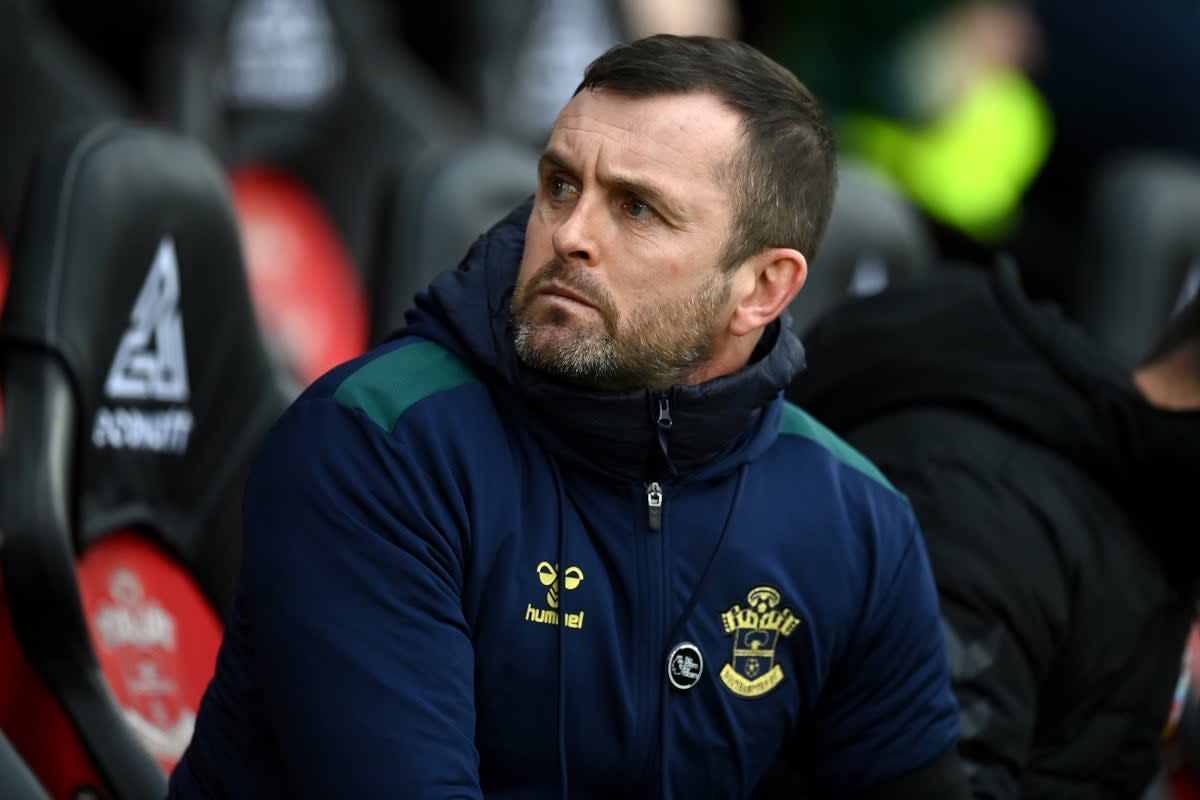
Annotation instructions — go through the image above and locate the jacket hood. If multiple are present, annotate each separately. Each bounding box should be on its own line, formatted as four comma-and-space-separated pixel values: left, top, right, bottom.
788, 262, 1200, 570
400, 200, 808, 481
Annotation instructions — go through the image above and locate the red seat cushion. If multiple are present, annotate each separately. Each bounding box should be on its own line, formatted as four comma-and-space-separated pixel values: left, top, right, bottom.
76, 530, 223, 775
230, 166, 370, 386
1, 530, 222, 793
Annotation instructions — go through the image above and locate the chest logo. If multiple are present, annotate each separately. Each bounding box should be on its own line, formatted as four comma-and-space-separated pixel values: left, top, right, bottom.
666, 642, 704, 691
719, 586, 801, 698
524, 561, 585, 630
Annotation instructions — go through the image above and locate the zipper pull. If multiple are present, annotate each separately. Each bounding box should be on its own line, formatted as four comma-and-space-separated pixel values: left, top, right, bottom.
654, 393, 678, 478
657, 395, 673, 431
647, 482, 663, 531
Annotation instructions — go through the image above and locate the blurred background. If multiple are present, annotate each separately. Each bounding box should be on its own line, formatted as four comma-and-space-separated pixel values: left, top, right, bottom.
2, 0, 1200, 797
4, 0, 1196, 379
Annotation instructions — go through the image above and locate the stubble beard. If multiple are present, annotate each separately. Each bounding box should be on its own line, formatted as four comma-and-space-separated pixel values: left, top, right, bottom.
511, 257, 732, 391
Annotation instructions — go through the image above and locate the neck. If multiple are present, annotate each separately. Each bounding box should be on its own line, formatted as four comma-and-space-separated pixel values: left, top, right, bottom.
1133, 344, 1200, 411
682, 329, 765, 387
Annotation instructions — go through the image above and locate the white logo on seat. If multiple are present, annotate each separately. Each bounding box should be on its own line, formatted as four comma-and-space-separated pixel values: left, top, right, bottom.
92, 236, 195, 453
105, 236, 190, 403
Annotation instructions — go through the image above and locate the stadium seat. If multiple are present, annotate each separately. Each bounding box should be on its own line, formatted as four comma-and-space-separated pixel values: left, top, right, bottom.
369, 135, 539, 340
219, 0, 548, 348
222, 0, 473, 280
1071, 152, 1200, 366
0, 0, 133, 245
229, 165, 370, 387
0, 121, 291, 799
785, 158, 938, 338
0, 730, 50, 800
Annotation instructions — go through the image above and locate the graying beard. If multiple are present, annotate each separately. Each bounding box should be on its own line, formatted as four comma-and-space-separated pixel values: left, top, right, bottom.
512, 320, 623, 385
512, 318, 707, 391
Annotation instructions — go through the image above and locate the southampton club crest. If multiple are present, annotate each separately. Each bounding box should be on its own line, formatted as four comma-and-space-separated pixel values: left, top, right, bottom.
719, 586, 801, 698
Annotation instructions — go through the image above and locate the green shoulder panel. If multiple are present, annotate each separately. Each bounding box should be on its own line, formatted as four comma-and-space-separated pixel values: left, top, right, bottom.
333, 341, 479, 431
779, 402, 907, 501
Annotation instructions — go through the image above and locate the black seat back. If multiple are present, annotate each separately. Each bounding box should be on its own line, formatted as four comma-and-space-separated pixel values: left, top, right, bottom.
223, 0, 474, 270
0, 0, 133, 243
370, 135, 540, 340
1071, 152, 1200, 366
0, 121, 290, 798
0, 730, 49, 800
786, 159, 937, 338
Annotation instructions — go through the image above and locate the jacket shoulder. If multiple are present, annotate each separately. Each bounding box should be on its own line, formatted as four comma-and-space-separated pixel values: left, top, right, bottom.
779, 402, 906, 502
330, 339, 480, 432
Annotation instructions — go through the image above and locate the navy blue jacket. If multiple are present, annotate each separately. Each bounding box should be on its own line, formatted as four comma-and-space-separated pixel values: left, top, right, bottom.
170, 202, 960, 798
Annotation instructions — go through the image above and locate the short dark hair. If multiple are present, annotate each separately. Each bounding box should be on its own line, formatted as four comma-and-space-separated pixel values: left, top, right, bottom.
577, 34, 839, 271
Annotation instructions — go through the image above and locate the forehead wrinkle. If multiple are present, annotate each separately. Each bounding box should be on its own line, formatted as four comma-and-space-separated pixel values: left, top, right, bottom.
549, 124, 729, 227
561, 91, 736, 160
543, 140, 694, 227
553, 99, 733, 179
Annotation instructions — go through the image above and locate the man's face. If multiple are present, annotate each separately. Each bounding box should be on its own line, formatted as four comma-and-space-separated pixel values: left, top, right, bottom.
511, 89, 744, 391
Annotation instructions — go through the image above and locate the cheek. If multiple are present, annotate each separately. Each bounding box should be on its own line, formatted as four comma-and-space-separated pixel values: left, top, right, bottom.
518, 221, 554, 279
524, 214, 551, 254
611, 274, 679, 324
621, 250, 701, 298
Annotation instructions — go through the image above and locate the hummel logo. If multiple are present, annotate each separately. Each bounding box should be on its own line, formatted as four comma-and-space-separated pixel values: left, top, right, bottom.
105, 236, 190, 402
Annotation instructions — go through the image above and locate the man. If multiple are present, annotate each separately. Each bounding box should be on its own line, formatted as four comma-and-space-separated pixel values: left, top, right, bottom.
170, 35, 968, 798
787, 261, 1200, 798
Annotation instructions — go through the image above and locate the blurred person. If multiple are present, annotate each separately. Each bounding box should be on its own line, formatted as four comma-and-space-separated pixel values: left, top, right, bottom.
168, 34, 970, 798
787, 260, 1200, 798
745, 0, 1200, 342
740, 0, 1039, 128
741, 0, 1048, 251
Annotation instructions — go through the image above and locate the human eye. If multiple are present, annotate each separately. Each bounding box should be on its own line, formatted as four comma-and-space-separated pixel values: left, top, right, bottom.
623, 196, 658, 221
545, 176, 578, 201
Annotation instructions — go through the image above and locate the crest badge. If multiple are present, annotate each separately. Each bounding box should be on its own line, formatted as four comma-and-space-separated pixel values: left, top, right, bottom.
719, 586, 801, 698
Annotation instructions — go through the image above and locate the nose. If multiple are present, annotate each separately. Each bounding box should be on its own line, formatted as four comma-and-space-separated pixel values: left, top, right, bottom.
551, 198, 600, 266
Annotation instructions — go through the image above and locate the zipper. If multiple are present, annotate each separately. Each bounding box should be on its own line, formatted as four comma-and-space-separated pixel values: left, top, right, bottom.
646, 393, 670, 531
634, 393, 672, 790
646, 482, 663, 531
632, 479, 667, 795
654, 394, 674, 477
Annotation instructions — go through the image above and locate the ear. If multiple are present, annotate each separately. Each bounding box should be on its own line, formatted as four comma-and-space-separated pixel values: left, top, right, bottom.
727, 248, 807, 337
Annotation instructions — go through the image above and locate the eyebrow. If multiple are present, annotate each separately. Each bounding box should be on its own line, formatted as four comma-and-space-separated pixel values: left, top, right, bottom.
539, 149, 688, 225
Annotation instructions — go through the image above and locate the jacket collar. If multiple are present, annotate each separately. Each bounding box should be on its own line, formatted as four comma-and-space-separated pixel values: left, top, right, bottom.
407, 200, 808, 482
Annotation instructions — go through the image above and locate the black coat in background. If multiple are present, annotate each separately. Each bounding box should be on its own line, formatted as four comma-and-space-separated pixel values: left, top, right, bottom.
786, 263, 1200, 799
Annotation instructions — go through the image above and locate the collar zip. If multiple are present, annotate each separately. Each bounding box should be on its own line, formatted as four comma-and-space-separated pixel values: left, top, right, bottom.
645, 392, 676, 531
653, 391, 676, 478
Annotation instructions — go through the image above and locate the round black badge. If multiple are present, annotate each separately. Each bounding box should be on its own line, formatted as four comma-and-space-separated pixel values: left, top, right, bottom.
666, 642, 704, 691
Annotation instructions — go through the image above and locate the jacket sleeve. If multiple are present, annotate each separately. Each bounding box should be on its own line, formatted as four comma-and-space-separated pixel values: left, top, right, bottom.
753, 741, 972, 799
903, 463, 1070, 800
848, 749, 972, 799
238, 395, 483, 797
804, 507, 965, 795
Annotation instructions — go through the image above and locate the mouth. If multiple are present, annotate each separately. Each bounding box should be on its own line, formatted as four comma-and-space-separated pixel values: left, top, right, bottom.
539, 284, 597, 310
